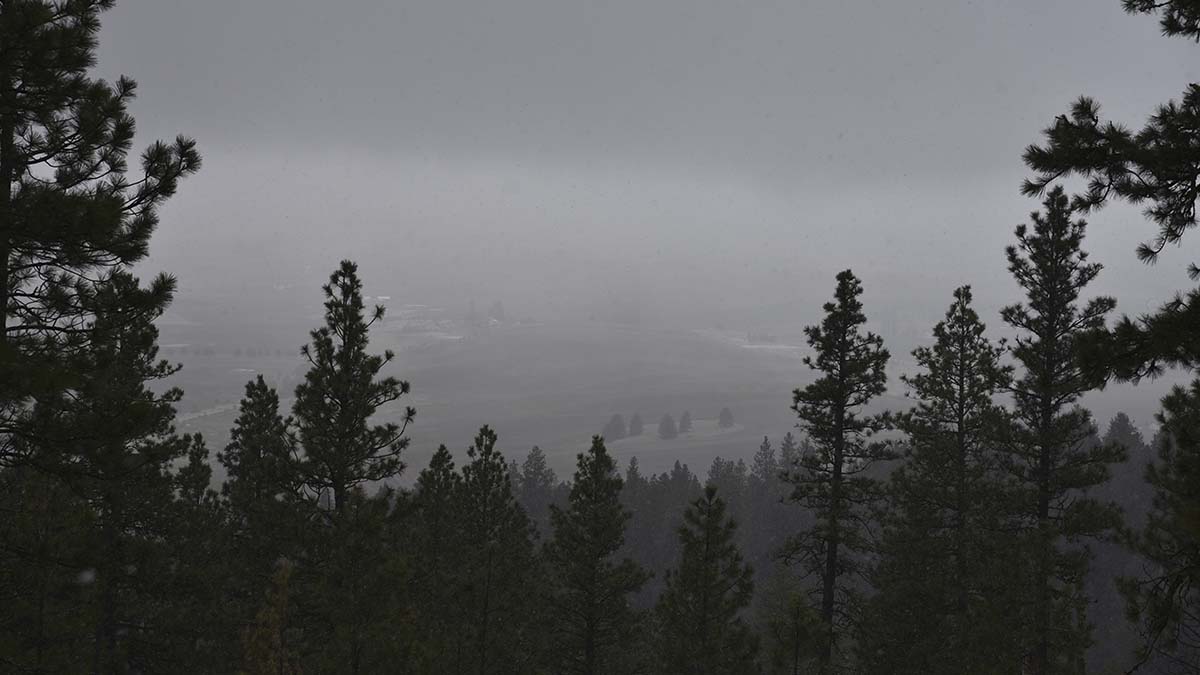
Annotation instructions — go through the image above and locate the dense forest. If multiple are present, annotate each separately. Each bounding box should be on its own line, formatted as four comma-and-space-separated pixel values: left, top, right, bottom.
2, 1, 1199, 674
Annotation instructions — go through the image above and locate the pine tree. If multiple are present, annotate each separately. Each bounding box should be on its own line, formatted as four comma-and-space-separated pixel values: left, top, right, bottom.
408, 445, 466, 673
517, 445, 559, 538
1000, 188, 1125, 674
625, 457, 647, 493
603, 414, 628, 441
287, 261, 417, 669
655, 485, 758, 674
751, 437, 777, 489
659, 414, 678, 440
9, 274, 205, 671
859, 286, 1020, 674
1020, 3, 1200, 382
293, 260, 415, 515
718, 407, 736, 429
0, 8, 202, 656
747, 437, 788, 577
619, 457, 651, 577
779, 432, 801, 473
1020, 9, 1200, 668
707, 456, 749, 525
783, 269, 890, 671
545, 436, 650, 674
1086, 412, 1156, 672
457, 426, 539, 674
1118, 381, 1200, 672
679, 410, 693, 433
0, 0, 200, 463
220, 376, 298, 562
1099, 412, 1153, 525
629, 413, 645, 437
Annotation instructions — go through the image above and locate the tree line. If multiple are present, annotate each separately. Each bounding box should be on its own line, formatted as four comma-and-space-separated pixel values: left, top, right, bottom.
1, 1, 1198, 674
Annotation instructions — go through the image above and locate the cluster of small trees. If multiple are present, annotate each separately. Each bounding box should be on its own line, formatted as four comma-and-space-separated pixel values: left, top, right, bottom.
603, 408, 733, 441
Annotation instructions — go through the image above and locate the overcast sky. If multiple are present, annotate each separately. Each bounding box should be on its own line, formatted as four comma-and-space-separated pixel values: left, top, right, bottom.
96, 0, 1198, 334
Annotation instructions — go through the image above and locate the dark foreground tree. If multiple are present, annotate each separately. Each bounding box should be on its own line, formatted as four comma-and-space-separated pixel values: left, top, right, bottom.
0, 0, 200, 464
222, 376, 297, 522
655, 485, 758, 674
457, 426, 540, 674
1118, 381, 1200, 673
860, 286, 1020, 674
1021, 2, 1200, 383
287, 262, 418, 670
783, 269, 890, 672
1001, 188, 1124, 674
406, 445, 466, 673
545, 436, 650, 674
293, 260, 414, 515
220, 376, 300, 610
1, 275, 213, 671
1022, 10, 1200, 668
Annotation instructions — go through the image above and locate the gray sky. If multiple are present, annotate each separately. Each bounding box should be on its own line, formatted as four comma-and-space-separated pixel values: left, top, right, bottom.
98, 0, 1197, 342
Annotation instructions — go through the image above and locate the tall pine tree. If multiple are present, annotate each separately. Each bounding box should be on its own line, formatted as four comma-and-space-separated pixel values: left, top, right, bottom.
293, 260, 414, 515
783, 269, 890, 672
1000, 187, 1124, 674
860, 286, 1020, 674
545, 436, 650, 674
1021, 7, 1200, 667
288, 261, 417, 669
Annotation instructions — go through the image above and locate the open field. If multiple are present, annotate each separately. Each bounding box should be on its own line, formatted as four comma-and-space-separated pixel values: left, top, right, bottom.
164, 317, 822, 484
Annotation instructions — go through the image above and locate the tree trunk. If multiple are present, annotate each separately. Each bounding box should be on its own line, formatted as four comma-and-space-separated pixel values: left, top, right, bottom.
1031, 391, 1054, 675
820, 404, 845, 672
